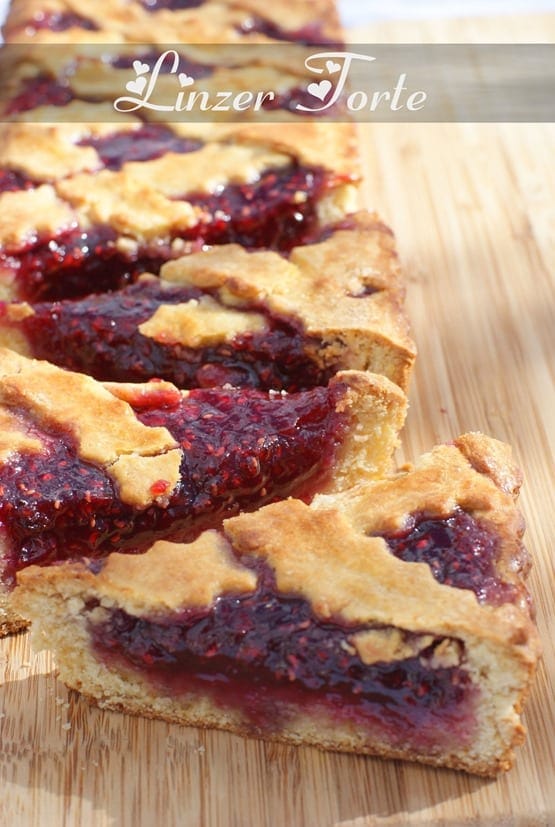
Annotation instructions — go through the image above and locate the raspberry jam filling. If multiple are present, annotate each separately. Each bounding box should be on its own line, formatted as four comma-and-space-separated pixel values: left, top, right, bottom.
89, 562, 476, 750
78, 125, 204, 171
380, 510, 519, 606
139, 0, 333, 43
24, 11, 98, 33
182, 165, 332, 250
1, 164, 335, 300
237, 17, 340, 47
0, 226, 161, 302
1, 384, 349, 586
13, 279, 330, 391
6, 76, 74, 115
0, 169, 36, 194
141, 0, 206, 9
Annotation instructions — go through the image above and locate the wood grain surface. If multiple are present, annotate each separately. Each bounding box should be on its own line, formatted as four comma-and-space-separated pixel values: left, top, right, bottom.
1, 13, 554, 827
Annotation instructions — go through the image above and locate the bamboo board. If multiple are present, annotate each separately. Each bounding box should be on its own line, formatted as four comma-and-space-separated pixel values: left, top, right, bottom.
1, 13, 554, 827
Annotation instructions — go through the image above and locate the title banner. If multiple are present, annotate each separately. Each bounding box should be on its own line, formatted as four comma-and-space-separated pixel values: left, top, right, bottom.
1, 44, 553, 122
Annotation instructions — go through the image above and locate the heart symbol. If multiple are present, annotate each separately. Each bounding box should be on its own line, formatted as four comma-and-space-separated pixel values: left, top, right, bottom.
126, 76, 147, 96
307, 80, 332, 101
325, 60, 341, 73
178, 72, 194, 87
133, 60, 150, 76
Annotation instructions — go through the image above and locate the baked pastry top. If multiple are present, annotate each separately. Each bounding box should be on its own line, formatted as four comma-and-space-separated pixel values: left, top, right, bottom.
12, 432, 541, 775
0, 211, 416, 391
3, 0, 342, 46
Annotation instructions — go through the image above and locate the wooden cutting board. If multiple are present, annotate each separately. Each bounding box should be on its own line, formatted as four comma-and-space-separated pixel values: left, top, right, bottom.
1, 13, 554, 827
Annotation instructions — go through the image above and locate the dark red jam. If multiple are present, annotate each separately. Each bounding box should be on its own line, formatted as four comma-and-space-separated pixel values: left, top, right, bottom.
0, 169, 36, 194
0, 226, 164, 302
140, 0, 205, 9
6, 76, 74, 115
237, 17, 340, 47
14, 279, 330, 391
380, 510, 519, 606
182, 165, 332, 250
300, 213, 361, 245
90, 562, 476, 750
78, 125, 204, 171
25, 11, 99, 33
1, 384, 349, 586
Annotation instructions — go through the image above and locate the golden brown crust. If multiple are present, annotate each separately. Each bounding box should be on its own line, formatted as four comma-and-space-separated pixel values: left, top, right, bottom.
161, 211, 402, 299
0, 122, 101, 180
454, 432, 523, 498
63, 533, 258, 616
109, 450, 183, 510
138, 295, 268, 347
323, 370, 407, 490
191, 429, 534, 634
55, 168, 199, 241
0, 185, 77, 249
52, 143, 290, 241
